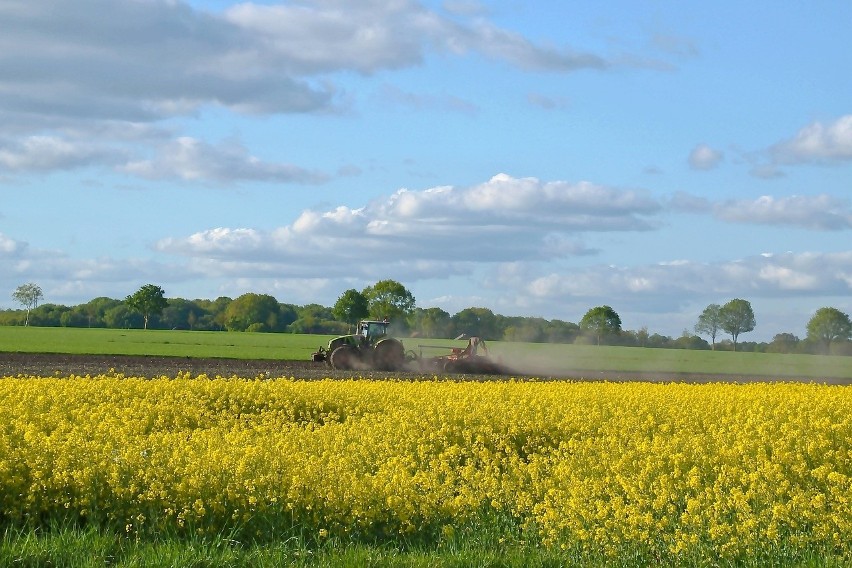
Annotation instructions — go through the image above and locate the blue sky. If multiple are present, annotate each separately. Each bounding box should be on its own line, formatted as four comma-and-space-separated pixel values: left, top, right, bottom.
1, 0, 850, 341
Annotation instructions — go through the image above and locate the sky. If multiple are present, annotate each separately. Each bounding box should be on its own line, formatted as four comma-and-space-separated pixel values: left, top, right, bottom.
1, 0, 851, 342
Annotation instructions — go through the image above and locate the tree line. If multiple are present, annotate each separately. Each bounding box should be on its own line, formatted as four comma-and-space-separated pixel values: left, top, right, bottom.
5, 281, 851, 356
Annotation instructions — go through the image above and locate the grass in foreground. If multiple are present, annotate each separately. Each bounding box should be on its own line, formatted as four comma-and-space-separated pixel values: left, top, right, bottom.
2, 526, 848, 568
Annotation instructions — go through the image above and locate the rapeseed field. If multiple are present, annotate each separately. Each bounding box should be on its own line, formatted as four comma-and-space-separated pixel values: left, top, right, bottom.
1, 374, 849, 565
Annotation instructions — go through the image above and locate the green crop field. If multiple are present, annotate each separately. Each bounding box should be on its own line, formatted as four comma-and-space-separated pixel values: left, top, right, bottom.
0, 326, 329, 361
1, 326, 850, 380
493, 341, 852, 380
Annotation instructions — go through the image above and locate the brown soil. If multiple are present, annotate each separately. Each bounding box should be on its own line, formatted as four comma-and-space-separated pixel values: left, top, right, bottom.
1, 352, 847, 384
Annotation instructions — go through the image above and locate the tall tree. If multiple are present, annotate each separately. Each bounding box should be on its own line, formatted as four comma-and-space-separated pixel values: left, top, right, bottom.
719, 298, 755, 351
332, 289, 369, 330
806, 307, 851, 353
695, 303, 723, 350
12, 282, 44, 326
224, 293, 281, 332
580, 305, 622, 345
362, 280, 415, 321
124, 284, 168, 330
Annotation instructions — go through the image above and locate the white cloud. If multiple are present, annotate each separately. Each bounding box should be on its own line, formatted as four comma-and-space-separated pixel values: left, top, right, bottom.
523, 251, 852, 302
0, 0, 635, 182
226, 0, 612, 73
152, 175, 852, 284
0, 135, 124, 172
121, 137, 329, 184
0, 233, 25, 255
442, 0, 490, 17
670, 192, 852, 231
0, 241, 201, 306
155, 173, 661, 271
0, 0, 618, 128
688, 143, 723, 170
462, 20, 609, 72
772, 115, 852, 164
713, 194, 852, 230
0, 0, 336, 120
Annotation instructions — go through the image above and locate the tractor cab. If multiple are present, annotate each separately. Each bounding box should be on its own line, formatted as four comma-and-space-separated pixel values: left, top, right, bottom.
358, 319, 390, 343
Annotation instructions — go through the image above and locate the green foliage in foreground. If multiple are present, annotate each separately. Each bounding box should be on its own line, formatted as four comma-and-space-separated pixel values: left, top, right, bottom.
1, 526, 847, 568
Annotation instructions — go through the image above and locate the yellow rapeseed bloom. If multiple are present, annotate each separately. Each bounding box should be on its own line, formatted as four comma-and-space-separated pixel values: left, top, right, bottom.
0, 375, 849, 562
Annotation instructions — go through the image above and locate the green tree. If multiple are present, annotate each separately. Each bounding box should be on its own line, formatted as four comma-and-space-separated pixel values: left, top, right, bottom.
719, 298, 755, 351
451, 307, 502, 340
160, 298, 204, 330
503, 317, 547, 343
82, 297, 122, 327
278, 303, 299, 330
579, 305, 622, 345
124, 284, 168, 330
12, 282, 44, 326
290, 304, 345, 334
195, 296, 232, 330
332, 289, 369, 330
695, 303, 723, 350
224, 293, 281, 332
542, 319, 580, 344
30, 303, 69, 327
410, 307, 452, 338
767, 333, 800, 354
362, 280, 415, 321
806, 307, 852, 354
104, 304, 143, 329
672, 330, 710, 350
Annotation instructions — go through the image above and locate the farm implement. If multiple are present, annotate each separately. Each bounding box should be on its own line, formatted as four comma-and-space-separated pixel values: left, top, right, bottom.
413, 336, 512, 375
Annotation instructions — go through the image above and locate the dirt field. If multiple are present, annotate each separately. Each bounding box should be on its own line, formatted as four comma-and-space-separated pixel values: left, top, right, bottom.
0, 352, 538, 380
2, 352, 847, 383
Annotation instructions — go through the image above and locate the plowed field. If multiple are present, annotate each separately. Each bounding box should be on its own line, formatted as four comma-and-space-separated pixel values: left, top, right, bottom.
2, 352, 846, 383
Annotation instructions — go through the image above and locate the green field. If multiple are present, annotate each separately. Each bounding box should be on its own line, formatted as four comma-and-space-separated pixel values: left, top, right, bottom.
0, 326, 326, 360
494, 340, 852, 380
1, 326, 850, 380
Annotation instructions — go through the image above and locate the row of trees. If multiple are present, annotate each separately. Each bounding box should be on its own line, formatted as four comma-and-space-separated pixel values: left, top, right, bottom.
6, 282, 852, 355
693, 299, 852, 354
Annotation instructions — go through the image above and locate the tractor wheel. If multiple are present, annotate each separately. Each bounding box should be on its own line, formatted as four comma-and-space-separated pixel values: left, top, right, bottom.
329, 345, 358, 370
373, 339, 405, 371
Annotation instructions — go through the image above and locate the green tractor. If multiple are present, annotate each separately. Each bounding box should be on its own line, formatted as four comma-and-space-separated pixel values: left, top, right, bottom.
311, 319, 408, 371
